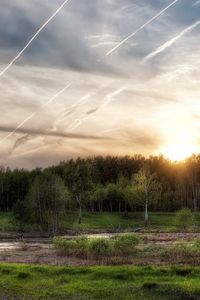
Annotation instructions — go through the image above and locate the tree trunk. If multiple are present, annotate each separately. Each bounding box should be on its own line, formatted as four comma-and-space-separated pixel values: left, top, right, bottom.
110, 201, 113, 213
144, 182, 148, 227
78, 205, 82, 224
123, 201, 128, 217
145, 200, 148, 228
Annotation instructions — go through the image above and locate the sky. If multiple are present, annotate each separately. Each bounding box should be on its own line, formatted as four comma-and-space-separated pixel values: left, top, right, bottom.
0, 0, 200, 168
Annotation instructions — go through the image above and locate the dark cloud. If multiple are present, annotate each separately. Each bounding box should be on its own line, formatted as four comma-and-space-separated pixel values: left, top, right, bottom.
86, 108, 99, 115
0, 0, 118, 75
11, 134, 30, 154
121, 128, 164, 149
0, 125, 111, 140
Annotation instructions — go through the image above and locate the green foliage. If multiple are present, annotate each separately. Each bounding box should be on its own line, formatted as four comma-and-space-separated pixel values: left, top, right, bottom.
13, 200, 29, 230
165, 242, 194, 259
133, 167, 162, 203
27, 172, 69, 232
113, 234, 140, 254
175, 208, 194, 230
53, 236, 89, 257
1, 264, 200, 299
54, 234, 141, 259
89, 238, 112, 259
0, 213, 16, 231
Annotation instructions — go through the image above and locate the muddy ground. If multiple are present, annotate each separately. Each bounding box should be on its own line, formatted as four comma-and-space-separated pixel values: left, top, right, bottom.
0, 232, 199, 266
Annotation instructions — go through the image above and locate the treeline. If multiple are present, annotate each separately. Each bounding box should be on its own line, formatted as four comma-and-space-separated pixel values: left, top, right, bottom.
0, 155, 200, 231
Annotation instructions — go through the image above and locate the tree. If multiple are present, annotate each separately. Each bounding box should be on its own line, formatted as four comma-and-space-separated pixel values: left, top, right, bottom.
117, 175, 130, 216
89, 185, 107, 212
27, 172, 68, 232
70, 159, 92, 224
133, 166, 162, 227
13, 200, 30, 231
175, 208, 194, 230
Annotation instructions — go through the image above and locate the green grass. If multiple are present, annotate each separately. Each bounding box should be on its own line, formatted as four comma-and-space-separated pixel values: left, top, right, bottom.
1, 211, 200, 232
0, 212, 16, 231
61, 212, 178, 231
0, 264, 200, 299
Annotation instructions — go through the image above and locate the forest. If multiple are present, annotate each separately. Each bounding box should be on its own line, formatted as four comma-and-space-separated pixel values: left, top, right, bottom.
0, 154, 200, 232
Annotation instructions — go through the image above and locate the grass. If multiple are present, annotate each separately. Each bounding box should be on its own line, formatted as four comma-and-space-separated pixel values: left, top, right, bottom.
0, 212, 16, 231
1, 264, 200, 299
2, 211, 200, 232
61, 212, 179, 231
53, 234, 139, 259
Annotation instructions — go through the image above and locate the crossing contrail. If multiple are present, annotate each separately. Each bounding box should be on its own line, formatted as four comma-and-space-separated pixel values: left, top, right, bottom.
106, 0, 180, 56
143, 20, 200, 62
0, 0, 71, 78
0, 82, 72, 144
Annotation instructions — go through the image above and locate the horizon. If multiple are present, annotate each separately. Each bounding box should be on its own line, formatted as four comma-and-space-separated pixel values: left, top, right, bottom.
1, 152, 199, 171
0, 0, 200, 168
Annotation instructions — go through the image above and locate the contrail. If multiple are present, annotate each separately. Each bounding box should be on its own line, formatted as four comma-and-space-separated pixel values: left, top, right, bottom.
0, 82, 72, 144
101, 87, 126, 109
106, 0, 180, 57
68, 86, 126, 131
143, 20, 200, 62
0, 0, 71, 78
52, 81, 113, 130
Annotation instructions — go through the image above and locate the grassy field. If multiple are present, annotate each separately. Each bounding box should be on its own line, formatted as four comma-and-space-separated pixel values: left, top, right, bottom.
62, 212, 200, 232
61, 212, 176, 231
0, 264, 200, 299
2, 211, 200, 232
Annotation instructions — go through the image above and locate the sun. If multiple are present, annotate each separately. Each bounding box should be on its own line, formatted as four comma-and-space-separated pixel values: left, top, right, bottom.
162, 143, 195, 162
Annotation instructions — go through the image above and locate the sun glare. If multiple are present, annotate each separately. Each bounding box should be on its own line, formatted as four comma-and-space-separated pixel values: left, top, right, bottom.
162, 143, 195, 162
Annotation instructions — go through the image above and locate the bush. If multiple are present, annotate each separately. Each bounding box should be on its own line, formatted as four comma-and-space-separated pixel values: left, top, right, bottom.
53, 236, 89, 257
175, 208, 194, 231
89, 238, 112, 259
113, 234, 139, 255
54, 234, 140, 260
164, 242, 194, 261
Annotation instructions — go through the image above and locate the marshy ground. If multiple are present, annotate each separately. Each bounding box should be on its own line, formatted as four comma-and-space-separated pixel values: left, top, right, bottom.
0, 231, 200, 266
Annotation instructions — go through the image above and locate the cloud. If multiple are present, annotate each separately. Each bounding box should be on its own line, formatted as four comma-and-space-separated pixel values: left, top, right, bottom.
106, 0, 180, 56
0, 0, 71, 78
67, 86, 126, 131
10, 134, 30, 154
0, 125, 110, 140
0, 0, 200, 168
119, 128, 164, 150
0, 82, 72, 144
193, 0, 200, 7
86, 108, 99, 115
143, 20, 200, 62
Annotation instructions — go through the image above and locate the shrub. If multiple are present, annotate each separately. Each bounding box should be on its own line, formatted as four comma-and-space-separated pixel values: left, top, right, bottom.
164, 242, 195, 261
53, 236, 89, 257
175, 208, 194, 231
193, 238, 200, 249
113, 234, 139, 255
142, 244, 164, 257
89, 238, 112, 259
